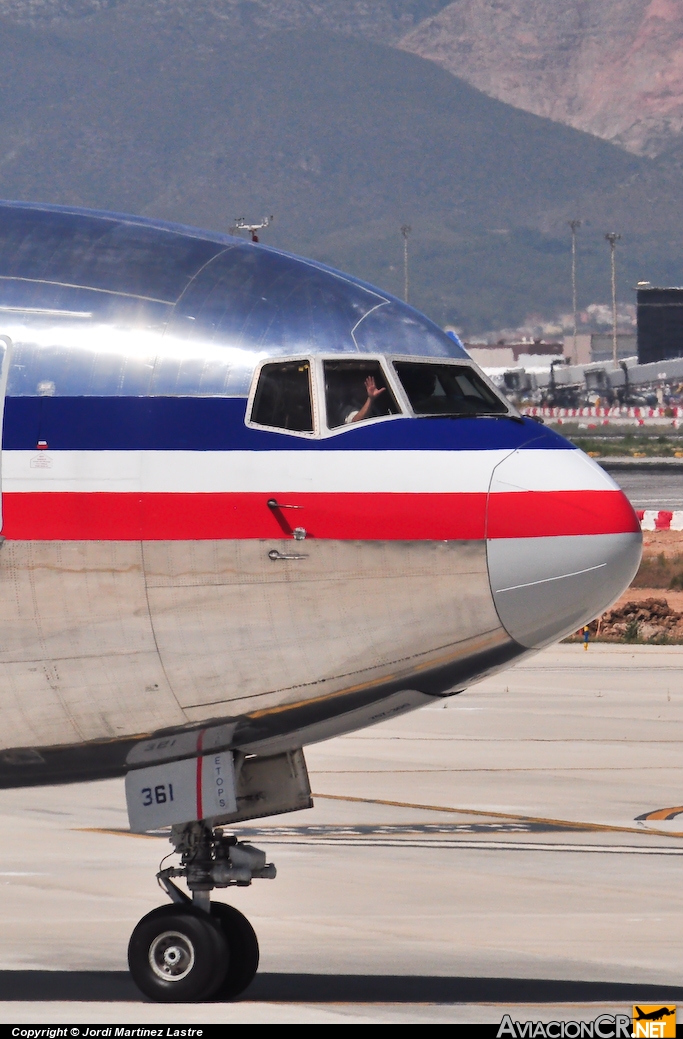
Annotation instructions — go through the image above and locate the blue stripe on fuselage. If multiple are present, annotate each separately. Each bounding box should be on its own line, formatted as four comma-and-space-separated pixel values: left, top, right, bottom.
2, 397, 574, 452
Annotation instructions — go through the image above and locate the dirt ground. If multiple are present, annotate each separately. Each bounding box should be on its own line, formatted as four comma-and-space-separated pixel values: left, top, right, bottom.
612, 586, 683, 611
641, 529, 683, 555
610, 530, 683, 605
571, 530, 683, 642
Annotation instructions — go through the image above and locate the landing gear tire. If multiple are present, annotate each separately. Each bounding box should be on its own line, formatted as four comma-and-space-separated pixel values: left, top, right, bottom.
128, 904, 229, 1002
210, 902, 260, 999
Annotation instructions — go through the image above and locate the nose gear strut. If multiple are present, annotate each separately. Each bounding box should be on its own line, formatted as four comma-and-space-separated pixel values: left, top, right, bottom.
158, 821, 276, 911
127, 822, 275, 1002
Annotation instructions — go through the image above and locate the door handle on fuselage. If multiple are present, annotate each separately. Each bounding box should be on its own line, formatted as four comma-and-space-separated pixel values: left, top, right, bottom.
268, 549, 308, 561
267, 498, 307, 540
267, 499, 303, 510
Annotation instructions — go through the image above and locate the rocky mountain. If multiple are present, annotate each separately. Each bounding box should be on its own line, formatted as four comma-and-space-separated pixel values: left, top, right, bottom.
0, 0, 452, 36
400, 0, 683, 158
4, 2, 683, 158
0, 1, 682, 333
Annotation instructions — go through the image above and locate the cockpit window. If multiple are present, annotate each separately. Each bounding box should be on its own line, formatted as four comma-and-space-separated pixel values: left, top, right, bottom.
324, 359, 400, 429
394, 361, 508, 417
251, 360, 314, 432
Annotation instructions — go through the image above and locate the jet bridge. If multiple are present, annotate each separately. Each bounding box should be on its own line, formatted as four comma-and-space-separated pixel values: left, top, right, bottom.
482, 355, 683, 407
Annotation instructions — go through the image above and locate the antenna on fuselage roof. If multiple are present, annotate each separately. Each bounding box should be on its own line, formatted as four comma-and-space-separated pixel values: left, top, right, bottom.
231, 215, 274, 243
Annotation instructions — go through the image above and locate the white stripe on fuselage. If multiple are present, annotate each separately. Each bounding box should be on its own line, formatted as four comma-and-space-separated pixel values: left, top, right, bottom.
1, 449, 615, 494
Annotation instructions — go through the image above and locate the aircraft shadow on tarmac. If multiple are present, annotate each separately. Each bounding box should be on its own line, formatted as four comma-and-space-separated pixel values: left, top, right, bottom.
1, 973, 683, 1004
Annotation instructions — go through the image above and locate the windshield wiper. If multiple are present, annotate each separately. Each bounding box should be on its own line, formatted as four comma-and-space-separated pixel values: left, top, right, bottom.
417, 412, 523, 423
487, 413, 525, 424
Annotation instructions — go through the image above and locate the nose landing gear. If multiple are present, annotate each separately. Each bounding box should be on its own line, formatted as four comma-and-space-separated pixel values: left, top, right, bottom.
127, 822, 275, 1002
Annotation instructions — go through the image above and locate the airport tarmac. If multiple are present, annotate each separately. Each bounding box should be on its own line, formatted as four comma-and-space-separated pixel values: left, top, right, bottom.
0, 643, 682, 1024
607, 468, 683, 510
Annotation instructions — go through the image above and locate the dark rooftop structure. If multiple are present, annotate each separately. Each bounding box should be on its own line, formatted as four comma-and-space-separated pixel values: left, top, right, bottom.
637, 286, 683, 364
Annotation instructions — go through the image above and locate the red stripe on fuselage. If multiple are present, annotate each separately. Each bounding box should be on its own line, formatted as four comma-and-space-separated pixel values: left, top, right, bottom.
486, 489, 640, 539
0, 490, 639, 540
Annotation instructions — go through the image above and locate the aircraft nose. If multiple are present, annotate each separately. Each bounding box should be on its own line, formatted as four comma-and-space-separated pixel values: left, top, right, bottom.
486, 446, 642, 649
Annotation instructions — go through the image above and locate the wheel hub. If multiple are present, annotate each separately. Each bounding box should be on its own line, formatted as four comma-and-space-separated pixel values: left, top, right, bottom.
149, 930, 195, 982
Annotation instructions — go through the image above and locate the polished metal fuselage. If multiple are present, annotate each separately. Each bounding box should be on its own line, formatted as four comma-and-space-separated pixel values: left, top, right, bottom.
0, 537, 514, 784
0, 203, 640, 788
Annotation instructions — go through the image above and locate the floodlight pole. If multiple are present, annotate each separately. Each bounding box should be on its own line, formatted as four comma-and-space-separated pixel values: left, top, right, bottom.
401, 225, 412, 303
605, 232, 621, 365
568, 220, 581, 361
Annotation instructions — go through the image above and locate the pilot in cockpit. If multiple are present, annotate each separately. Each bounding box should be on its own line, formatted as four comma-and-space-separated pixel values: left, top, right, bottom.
342, 375, 387, 424
324, 361, 399, 429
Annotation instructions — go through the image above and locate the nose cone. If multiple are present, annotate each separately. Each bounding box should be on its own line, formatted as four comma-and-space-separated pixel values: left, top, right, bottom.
486, 447, 642, 649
